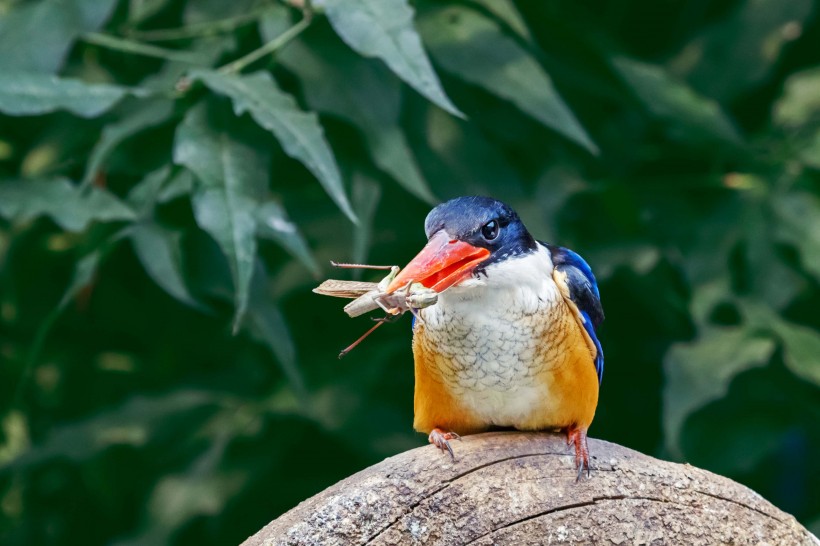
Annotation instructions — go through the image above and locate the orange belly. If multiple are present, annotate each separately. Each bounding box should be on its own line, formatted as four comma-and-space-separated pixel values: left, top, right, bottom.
411, 305, 599, 436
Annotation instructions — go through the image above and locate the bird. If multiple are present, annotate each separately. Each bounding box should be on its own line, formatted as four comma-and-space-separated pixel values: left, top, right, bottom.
384, 196, 604, 478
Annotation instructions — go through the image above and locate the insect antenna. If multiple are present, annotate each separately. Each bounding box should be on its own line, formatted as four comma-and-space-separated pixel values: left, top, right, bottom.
331, 261, 395, 270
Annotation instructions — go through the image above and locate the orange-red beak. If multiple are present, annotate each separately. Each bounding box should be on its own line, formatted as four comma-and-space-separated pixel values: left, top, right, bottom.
386, 231, 490, 294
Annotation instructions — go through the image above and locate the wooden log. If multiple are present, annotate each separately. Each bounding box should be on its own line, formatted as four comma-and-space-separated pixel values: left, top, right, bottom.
243, 431, 819, 545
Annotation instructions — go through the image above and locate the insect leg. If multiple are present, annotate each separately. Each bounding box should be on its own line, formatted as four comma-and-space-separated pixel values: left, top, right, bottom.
338, 319, 387, 359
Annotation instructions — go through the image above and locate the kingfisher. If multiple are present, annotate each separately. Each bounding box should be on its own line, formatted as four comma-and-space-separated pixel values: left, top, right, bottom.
385, 196, 604, 478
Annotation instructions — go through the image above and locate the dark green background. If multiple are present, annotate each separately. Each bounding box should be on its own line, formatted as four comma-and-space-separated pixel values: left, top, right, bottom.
1, 0, 819, 544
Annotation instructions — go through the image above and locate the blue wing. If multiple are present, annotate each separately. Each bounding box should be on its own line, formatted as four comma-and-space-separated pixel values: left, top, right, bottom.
545, 243, 605, 384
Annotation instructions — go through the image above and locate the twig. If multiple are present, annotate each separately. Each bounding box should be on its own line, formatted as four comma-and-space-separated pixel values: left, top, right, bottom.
126, 6, 274, 42
218, 9, 312, 74
82, 32, 205, 64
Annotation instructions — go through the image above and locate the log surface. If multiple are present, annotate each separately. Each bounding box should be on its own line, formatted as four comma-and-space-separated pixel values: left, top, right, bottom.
243, 432, 819, 545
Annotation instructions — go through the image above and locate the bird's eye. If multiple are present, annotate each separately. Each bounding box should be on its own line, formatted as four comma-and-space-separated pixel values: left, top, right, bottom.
481, 220, 499, 241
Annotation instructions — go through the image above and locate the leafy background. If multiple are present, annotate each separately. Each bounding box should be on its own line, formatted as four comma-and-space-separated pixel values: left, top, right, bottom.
1, 0, 819, 543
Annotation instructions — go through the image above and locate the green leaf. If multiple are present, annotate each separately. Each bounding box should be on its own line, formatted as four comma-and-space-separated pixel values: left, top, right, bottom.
128, 0, 171, 24
191, 70, 357, 222
663, 327, 775, 455
773, 67, 820, 129
468, 0, 532, 41
279, 40, 437, 204
772, 191, 820, 281
173, 101, 266, 331
0, 73, 145, 118
418, 5, 597, 154
613, 57, 742, 145
0, 178, 136, 232
257, 2, 292, 42
743, 198, 805, 309
83, 99, 175, 186
142, 35, 237, 91
246, 262, 304, 400
157, 170, 195, 203
58, 251, 103, 310
322, 0, 463, 118
127, 167, 172, 216
772, 319, 820, 387
131, 223, 204, 310
0, 0, 118, 74
255, 201, 319, 276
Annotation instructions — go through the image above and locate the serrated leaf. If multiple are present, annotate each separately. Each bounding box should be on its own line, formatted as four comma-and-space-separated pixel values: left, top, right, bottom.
0, 178, 136, 232
84, 99, 175, 186
173, 102, 266, 331
663, 327, 775, 455
279, 41, 436, 204
0, 0, 118, 74
131, 223, 204, 310
613, 57, 742, 145
418, 5, 597, 154
323, 0, 463, 118
255, 201, 319, 276
0, 73, 145, 118
191, 70, 357, 222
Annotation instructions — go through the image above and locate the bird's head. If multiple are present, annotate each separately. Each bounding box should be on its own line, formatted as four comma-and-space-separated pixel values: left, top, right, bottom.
386, 196, 537, 294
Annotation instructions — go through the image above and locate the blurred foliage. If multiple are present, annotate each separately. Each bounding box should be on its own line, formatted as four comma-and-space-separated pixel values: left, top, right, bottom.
1, 0, 819, 543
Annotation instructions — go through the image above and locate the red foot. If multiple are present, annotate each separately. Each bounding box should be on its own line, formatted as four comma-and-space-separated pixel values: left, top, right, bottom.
428, 428, 461, 461
566, 425, 591, 481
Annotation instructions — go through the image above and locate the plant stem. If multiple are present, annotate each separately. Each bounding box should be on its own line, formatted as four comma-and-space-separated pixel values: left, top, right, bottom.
127, 6, 274, 42
218, 13, 312, 74
82, 32, 205, 64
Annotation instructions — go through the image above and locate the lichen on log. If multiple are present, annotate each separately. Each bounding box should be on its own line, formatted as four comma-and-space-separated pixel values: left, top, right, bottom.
242, 431, 819, 545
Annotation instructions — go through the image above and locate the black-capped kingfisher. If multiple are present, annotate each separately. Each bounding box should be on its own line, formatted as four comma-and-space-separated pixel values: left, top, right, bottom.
385, 196, 604, 477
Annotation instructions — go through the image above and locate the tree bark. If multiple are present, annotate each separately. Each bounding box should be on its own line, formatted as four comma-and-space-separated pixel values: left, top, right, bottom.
242, 431, 818, 545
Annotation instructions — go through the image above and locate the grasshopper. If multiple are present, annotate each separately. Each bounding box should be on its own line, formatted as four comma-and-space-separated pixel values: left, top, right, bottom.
313, 262, 438, 319
312, 262, 439, 358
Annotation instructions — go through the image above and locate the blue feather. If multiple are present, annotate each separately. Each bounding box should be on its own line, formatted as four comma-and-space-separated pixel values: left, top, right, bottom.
546, 243, 605, 384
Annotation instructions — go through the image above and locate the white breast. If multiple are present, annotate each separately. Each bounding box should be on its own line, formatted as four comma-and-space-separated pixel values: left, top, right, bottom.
417, 244, 563, 427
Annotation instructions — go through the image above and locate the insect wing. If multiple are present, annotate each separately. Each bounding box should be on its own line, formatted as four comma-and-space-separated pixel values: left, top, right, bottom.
313, 280, 380, 299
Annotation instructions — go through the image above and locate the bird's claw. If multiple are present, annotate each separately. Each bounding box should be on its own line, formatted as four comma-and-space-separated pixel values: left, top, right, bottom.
429, 428, 461, 461
566, 425, 591, 481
